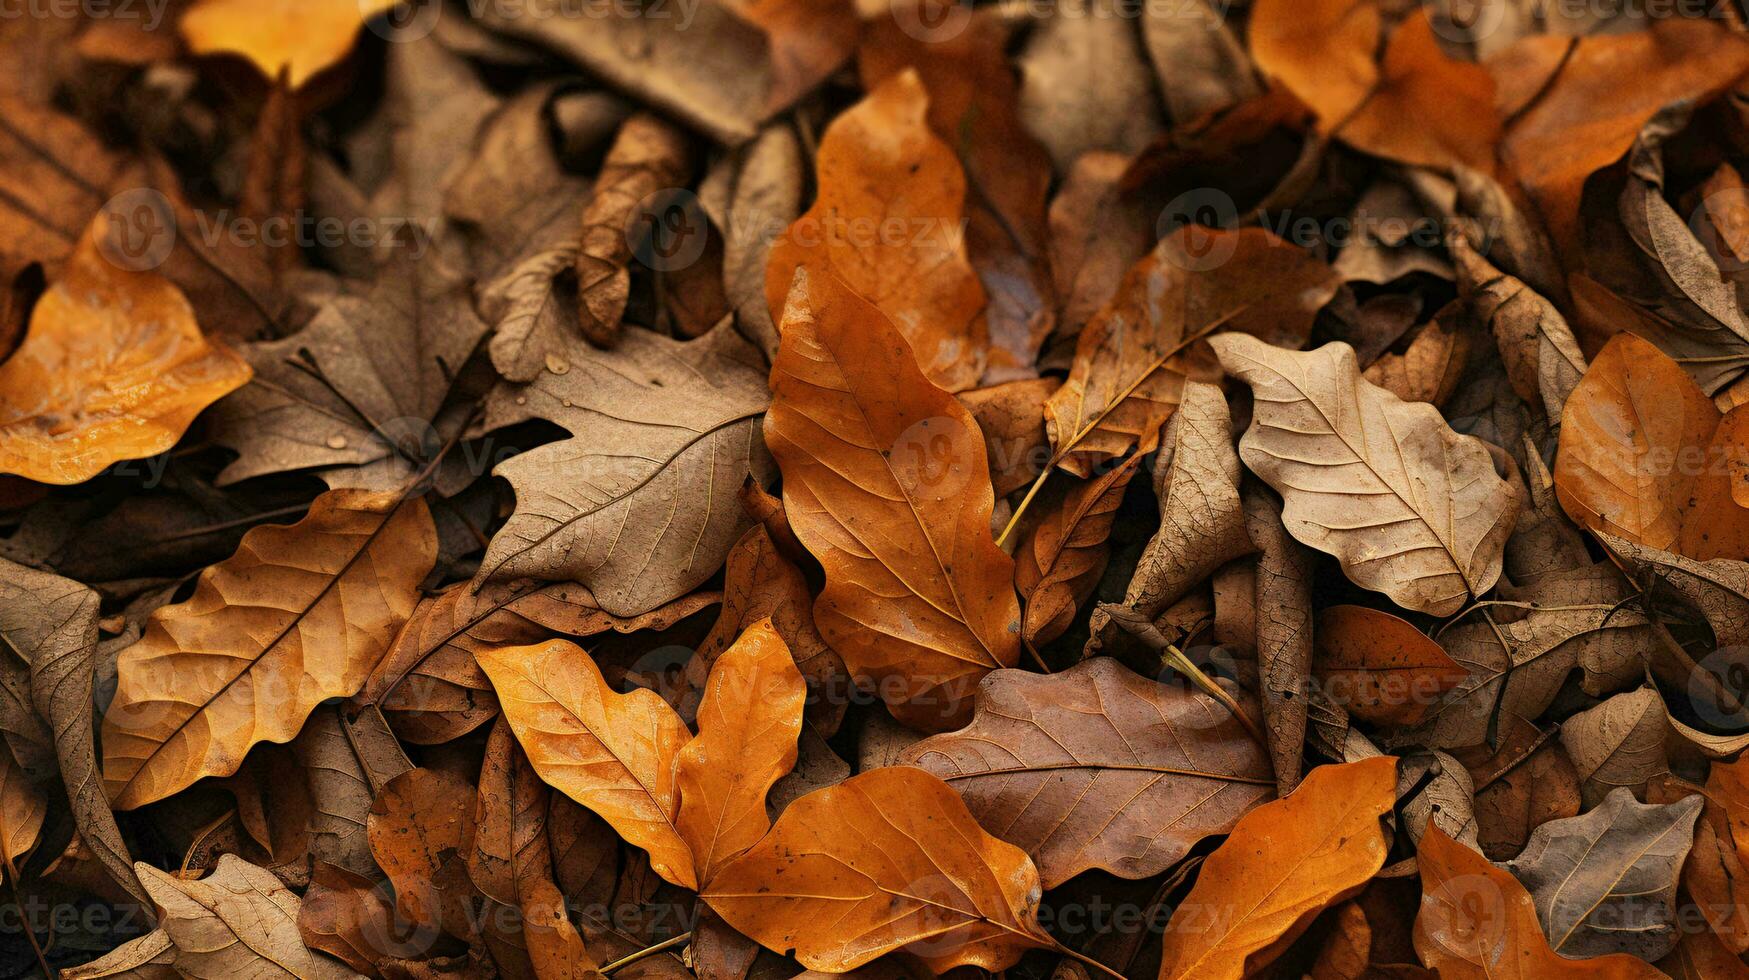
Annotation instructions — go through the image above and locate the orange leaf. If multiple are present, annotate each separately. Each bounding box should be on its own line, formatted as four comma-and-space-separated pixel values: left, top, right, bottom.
0, 217, 250, 485
1312, 606, 1467, 727
1414, 822, 1665, 979
675, 619, 806, 886
1555, 332, 1749, 560
102, 489, 435, 810
765, 70, 987, 392
1248, 0, 1380, 132
367, 767, 480, 943
702, 766, 1055, 974
1340, 11, 1500, 175
1156, 757, 1396, 980
765, 268, 1020, 731
476, 639, 697, 889
181, 0, 401, 88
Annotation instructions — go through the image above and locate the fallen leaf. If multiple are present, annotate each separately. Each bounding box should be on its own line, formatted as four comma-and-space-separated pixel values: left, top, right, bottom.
1313, 606, 1467, 727
1503, 787, 1700, 960
1140, 0, 1260, 124
764, 268, 1019, 731
474, 320, 774, 617
294, 705, 412, 879
60, 929, 178, 980
902, 657, 1274, 888
102, 489, 436, 810
1155, 757, 1396, 980
675, 619, 805, 885
1016, 453, 1142, 651
366, 766, 481, 944
0, 748, 43, 880
1049, 227, 1340, 477
1451, 230, 1586, 430
181, 0, 399, 87
1557, 687, 1670, 805
1244, 484, 1315, 795
574, 112, 693, 349
1212, 334, 1519, 617
1338, 11, 1501, 175
702, 765, 1057, 974
477, 639, 696, 890
1086, 382, 1252, 655
1247, 0, 1380, 132
960, 378, 1060, 498
138, 853, 360, 980
0, 217, 251, 485
1414, 822, 1664, 979
1017, 0, 1164, 173
298, 861, 401, 977
764, 70, 988, 393
1451, 716, 1581, 861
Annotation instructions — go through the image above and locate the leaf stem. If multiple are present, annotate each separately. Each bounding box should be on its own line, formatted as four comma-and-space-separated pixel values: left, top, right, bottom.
995, 306, 1246, 549
600, 932, 691, 975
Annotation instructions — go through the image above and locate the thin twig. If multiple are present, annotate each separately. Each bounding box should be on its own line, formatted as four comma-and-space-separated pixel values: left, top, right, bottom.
600, 932, 691, 975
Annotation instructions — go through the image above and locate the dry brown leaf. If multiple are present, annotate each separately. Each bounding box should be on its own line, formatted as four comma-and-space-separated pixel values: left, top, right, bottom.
1451, 231, 1586, 429
366, 766, 481, 944
765, 268, 1019, 731
298, 861, 401, 978
764, 70, 988, 392
1503, 787, 1700, 960
1555, 333, 1749, 561
1414, 823, 1665, 979
574, 113, 692, 348
0, 748, 44, 881
294, 705, 412, 879
181, 0, 399, 87
1155, 757, 1396, 980
1558, 687, 1670, 806
1339, 11, 1500, 175
902, 658, 1274, 889
1658, 926, 1749, 980
1248, 0, 1380, 131
675, 619, 804, 886
1048, 227, 1340, 477
1244, 485, 1315, 796
959, 378, 1060, 498
0, 217, 251, 485
1016, 453, 1141, 651
1045, 153, 1156, 355
1647, 773, 1749, 957
477, 638, 696, 889
60, 930, 178, 980
1087, 382, 1252, 655
102, 489, 436, 810
1360, 309, 1475, 409
138, 853, 360, 980
702, 765, 1057, 974
1451, 716, 1581, 861
1312, 606, 1467, 728
1212, 334, 1519, 617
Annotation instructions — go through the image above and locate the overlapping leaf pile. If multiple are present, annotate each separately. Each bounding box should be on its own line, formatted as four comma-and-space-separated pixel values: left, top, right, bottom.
6, 1, 1749, 979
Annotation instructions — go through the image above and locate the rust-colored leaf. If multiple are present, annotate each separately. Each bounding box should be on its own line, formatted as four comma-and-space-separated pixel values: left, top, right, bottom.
1312, 606, 1467, 727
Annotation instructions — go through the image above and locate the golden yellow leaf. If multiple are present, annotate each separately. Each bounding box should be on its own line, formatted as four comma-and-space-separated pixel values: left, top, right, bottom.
181, 0, 401, 88
0, 750, 45, 882
675, 618, 805, 886
101, 489, 436, 810
477, 638, 697, 890
0, 218, 250, 485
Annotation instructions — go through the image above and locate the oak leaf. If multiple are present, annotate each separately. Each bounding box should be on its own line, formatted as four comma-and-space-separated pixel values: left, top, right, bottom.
1414, 823, 1664, 979
675, 619, 805, 885
702, 765, 1057, 974
102, 489, 436, 810
901, 658, 1274, 888
476, 638, 696, 889
1503, 787, 1700, 960
474, 321, 774, 617
765, 268, 1019, 731
0, 218, 251, 485
1212, 334, 1518, 617
1155, 757, 1396, 980
137, 853, 361, 980
764, 70, 988, 392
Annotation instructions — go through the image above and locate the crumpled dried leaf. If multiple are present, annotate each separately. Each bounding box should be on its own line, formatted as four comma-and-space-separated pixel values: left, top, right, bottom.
1213, 334, 1519, 617
1414, 823, 1664, 979
474, 321, 773, 617
902, 657, 1273, 889
702, 765, 1057, 974
138, 853, 361, 980
1337, 11, 1500, 175
294, 705, 412, 879
102, 489, 435, 810
574, 112, 692, 349
1087, 382, 1251, 656
1016, 453, 1141, 651
764, 70, 988, 393
366, 766, 481, 944
675, 619, 804, 886
764, 269, 1019, 731
1451, 716, 1581, 862
1503, 787, 1701, 961
477, 639, 696, 890
1599, 532, 1749, 650
1155, 757, 1396, 980
0, 218, 251, 485
1558, 687, 1670, 806
1451, 230, 1585, 431
1244, 484, 1315, 796
960, 378, 1059, 499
